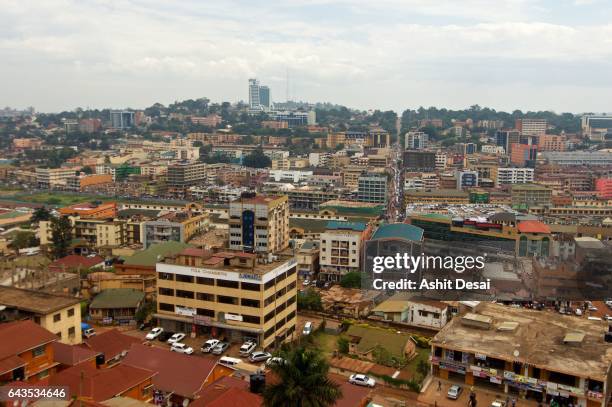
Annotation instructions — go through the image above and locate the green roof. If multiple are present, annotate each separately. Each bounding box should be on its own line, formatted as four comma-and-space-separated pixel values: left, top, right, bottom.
289, 218, 329, 234
326, 221, 367, 232
123, 241, 190, 266
371, 223, 424, 242
90, 289, 144, 309
346, 325, 411, 359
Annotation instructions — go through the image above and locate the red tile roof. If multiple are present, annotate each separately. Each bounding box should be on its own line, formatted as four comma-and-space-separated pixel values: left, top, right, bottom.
48, 362, 155, 402
0, 320, 58, 361
50, 255, 105, 271
205, 387, 263, 407
122, 344, 217, 398
83, 329, 143, 361
53, 342, 100, 366
191, 376, 258, 407
517, 220, 551, 234
179, 247, 207, 257
0, 355, 26, 376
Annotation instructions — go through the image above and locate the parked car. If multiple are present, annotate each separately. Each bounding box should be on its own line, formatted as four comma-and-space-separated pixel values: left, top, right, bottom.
82, 327, 96, 339
249, 351, 272, 363
491, 400, 506, 407
348, 374, 375, 388
158, 331, 174, 342
239, 341, 257, 356
302, 279, 310, 287
212, 342, 229, 355
171, 343, 194, 355
201, 339, 220, 353
167, 333, 186, 344
447, 385, 462, 400
266, 357, 286, 367
146, 327, 163, 340
218, 356, 242, 367
302, 321, 313, 335
575, 308, 583, 316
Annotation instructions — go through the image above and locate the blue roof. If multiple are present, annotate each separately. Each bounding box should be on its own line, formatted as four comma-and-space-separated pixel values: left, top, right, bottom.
371, 223, 424, 242
326, 221, 367, 232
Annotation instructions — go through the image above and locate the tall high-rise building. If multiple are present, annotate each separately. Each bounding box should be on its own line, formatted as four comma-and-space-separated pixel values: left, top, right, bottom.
228, 193, 289, 254
109, 110, 134, 129
259, 86, 270, 108
248, 79, 272, 110
248, 78, 261, 109
495, 130, 520, 154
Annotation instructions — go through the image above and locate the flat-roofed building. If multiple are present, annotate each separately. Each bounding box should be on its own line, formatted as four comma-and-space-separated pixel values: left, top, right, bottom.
431, 302, 612, 406
228, 193, 289, 254
0, 286, 82, 345
155, 249, 297, 349
319, 221, 372, 281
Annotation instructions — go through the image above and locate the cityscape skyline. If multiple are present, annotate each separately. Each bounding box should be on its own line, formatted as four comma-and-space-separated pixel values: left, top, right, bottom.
3, 0, 612, 113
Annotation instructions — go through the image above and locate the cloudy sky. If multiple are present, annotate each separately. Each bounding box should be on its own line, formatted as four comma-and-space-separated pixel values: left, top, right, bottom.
2, 0, 611, 113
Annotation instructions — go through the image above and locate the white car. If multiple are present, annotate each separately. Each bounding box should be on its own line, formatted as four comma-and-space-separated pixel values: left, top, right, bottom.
171, 343, 194, 355
266, 357, 286, 367
167, 333, 186, 344
575, 308, 583, 316
146, 327, 163, 340
201, 339, 220, 353
249, 351, 272, 363
348, 374, 375, 388
239, 341, 257, 356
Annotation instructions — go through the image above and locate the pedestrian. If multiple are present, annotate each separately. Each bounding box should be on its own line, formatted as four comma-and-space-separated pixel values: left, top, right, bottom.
512, 398, 516, 407
438, 381, 442, 391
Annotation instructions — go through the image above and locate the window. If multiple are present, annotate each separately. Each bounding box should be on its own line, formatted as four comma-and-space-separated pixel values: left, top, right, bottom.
176, 274, 194, 283
196, 277, 214, 285
196, 292, 215, 301
241, 282, 260, 291
264, 327, 275, 339
218, 295, 238, 305
68, 327, 75, 337
264, 295, 275, 307
159, 303, 174, 312
264, 279, 275, 290
217, 280, 239, 289
68, 308, 75, 318
158, 272, 174, 281
176, 290, 194, 299
53, 313, 61, 322
241, 298, 260, 308
32, 345, 46, 358
159, 287, 174, 296
242, 315, 261, 324
197, 308, 214, 317
264, 310, 275, 323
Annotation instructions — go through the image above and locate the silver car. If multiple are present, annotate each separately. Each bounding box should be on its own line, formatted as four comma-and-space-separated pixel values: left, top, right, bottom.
212, 341, 229, 355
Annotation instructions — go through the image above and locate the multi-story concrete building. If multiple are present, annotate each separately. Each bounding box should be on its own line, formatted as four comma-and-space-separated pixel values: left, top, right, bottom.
286, 187, 340, 211
538, 134, 566, 152
516, 118, 547, 136
167, 162, 210, 197
542, 151, 612, 166
357, 174, 387, 204
36, 167, 77, 189
155, 249, 297, 349
405, 131, 429, 150
581, 114, 612, 141
228, 194, 289, 254
431, 302, 611, 407
0, 286, 82, 345
435, 151, 448, 170
403, 151, 436, 171
143, 212, 208, 248
497, 168, 534, 186
318, 221, 371, 281
456, 171, 479, 190
404, 172, 439, 191
511, 143, 538, 168
511, 184, 553, 208
110, 110, 134, 129
495, 130, 521, 155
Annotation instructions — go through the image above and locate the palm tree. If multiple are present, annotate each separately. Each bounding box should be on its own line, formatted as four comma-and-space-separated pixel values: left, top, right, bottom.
264, 346, 342, 407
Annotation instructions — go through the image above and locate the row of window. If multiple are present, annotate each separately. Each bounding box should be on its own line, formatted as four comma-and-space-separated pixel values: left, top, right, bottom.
51, 307, 76, 323
264, 311, 296, 339
158, 273, 265, 291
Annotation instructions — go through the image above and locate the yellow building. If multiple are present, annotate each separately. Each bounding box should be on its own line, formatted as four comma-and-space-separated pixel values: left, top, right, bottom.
0, 286, 82, 344
155, 249, 297, 349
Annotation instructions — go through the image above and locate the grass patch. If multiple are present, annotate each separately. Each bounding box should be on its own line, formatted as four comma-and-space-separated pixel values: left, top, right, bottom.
311, 331, 344, 356
13, 193, 102, 206
404, 346, 430, 373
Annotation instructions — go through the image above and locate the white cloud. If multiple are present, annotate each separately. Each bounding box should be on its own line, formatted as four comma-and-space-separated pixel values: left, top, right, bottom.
0, 0, 611, 112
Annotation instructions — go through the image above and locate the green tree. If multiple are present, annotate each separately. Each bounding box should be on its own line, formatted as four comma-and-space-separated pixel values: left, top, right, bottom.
9, 231, 39, 251
50, 216, 73, 259
243, 146, 272, 168
31, 207, 51, 223
337, 337, 349, 354
339, 272, 362, 288
264, 346, 342, 407
416, 359, 429, 379
297, 288, 323, 311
